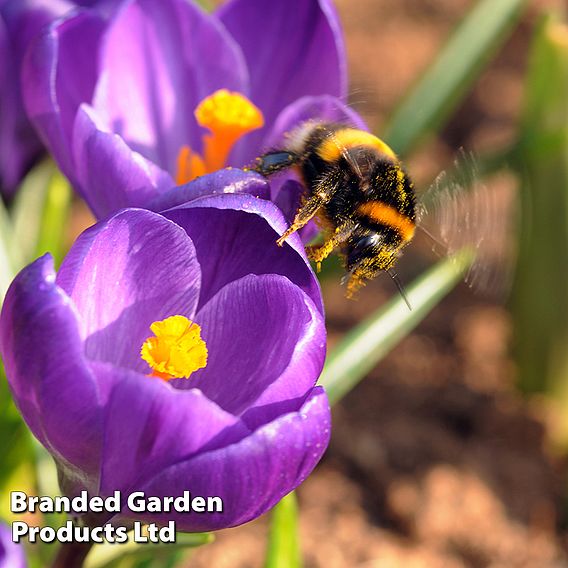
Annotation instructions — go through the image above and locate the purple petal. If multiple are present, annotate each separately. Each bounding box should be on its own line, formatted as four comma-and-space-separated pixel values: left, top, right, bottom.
148, 168, 270, 212
1, 0, 79, 51
22, 9, 105, 178
72, 104, 173, 218
127, 387, 330, 531
0, 255, 104, 476
0, 14, 37, 196
0, 0, 78, 195
0, 522, 26, 568
56, 209, 201, 373
0, 16, 25, 195
219, 0, 347, 164
177, 274, 324, 419
92, 0, 248, 174
163, 192, 323, 313
97, 364, 250, 497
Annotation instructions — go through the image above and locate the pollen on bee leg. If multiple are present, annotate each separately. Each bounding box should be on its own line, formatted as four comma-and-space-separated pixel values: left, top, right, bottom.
307, 238, 337, 264
305, 248, 323, 272
140, 315, 208, 381
276, 226, 298, 247
345, 275, 365, 299
305, 249, 324, 272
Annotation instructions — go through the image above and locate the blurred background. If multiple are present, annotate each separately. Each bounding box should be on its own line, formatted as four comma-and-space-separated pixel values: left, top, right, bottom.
189, 0, 568, 566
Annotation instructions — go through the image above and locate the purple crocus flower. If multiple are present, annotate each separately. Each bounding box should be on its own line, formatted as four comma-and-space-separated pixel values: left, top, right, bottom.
0, 170, 329, 531
0, 0, 102, 197
23, 0, 364, 219
0, 522, 26, 568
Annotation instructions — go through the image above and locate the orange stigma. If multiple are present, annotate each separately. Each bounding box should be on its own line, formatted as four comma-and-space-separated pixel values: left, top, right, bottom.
175, 89, 264, 184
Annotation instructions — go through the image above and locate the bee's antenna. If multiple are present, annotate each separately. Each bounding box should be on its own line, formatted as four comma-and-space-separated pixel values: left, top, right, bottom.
387, 269, 412, 310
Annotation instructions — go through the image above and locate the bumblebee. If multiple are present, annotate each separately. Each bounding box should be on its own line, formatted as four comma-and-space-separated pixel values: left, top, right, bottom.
253, 121, 416, 302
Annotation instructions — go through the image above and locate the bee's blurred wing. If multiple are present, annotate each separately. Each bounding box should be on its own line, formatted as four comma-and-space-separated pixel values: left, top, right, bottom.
416, 150, 517, 298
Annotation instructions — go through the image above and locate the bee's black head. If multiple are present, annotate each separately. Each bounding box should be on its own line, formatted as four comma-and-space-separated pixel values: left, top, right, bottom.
345, 233, 383, 271
343, 231, 400, 297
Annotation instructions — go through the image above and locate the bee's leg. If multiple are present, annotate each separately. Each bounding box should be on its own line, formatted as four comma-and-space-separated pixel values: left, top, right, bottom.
307, 223, 354, 271
276, 195, 329, 246
276, 176, 340, 246
307, 239, 336, 273
251, 151, 300, 176
345, 272, 366, 299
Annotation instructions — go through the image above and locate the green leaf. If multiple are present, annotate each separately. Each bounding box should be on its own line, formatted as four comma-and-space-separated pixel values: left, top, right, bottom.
85, 532, 213, 568
0, 199, 19, 302
265, 492, 301, 568
34, 169, 72, 267
0, 360, 34, 495
384, 0, 527, 157
320, 250, 474, 405
10, 161, 72, 270
11, 160, 55, 266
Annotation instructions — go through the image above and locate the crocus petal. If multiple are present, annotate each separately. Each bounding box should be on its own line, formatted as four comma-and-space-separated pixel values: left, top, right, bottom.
72, 104, 173, 218
0, 0, 78, 195
163, 192, 323, 313
148, 168, 270, 213
0, 14, 40, 196
0, 255, 103, 476
22, 9, 105, 178
178, 274, 324, 420
0, 522, 26, 568
0, 15, 23, 195
92, 0, 248, 174
56, 209, 201, 372
97, 364, 250, 497
1, 0, 80, 53
219, 0, 347, 164
129, 387, 330, 532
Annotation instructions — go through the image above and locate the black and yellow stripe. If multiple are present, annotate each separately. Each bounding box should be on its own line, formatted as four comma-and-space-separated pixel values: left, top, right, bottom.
316, 128, 397, 163
357, 201, 416, 243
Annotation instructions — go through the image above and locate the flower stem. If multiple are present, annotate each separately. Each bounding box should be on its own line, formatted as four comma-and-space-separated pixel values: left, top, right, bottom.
51, 541, 94, 568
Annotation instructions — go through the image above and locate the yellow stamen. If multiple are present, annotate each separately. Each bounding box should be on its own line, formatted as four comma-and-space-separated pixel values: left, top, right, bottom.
175, 89, 264, 184
140, 315, 208, 381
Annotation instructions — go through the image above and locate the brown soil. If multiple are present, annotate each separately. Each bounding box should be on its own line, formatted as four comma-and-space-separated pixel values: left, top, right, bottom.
190, 1, 568, 566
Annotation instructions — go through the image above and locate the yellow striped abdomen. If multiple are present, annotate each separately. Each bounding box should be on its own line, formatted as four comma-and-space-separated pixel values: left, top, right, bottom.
357, 201, 416, 243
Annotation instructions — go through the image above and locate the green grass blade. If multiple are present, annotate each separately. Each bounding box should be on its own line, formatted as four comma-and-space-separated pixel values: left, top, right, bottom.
265, 492, 301, 568
320, 250, 474, 405
85, 532, 214, 568
511, 15, 568, 443
384, 0, 527, 157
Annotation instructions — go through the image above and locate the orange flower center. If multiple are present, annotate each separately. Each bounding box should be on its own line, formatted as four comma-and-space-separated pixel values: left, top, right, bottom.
175, 89, 264, 185
141, 315, 208, 381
